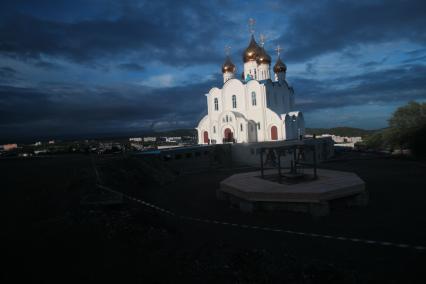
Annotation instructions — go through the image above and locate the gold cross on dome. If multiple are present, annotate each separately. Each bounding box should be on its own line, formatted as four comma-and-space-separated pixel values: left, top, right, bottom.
224, 45, 231, 56
260, 34, 266, 47
275, 45, 283, 56
248, 18, 256, 34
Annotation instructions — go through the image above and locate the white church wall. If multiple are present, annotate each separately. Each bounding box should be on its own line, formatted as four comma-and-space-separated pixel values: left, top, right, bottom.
265, 108, 284, 140
246, 80, 270, 142
245, 80, 262, 120
219, 111, 238, 143
197, 115, 209, 144
247, 120, 258, 142
222, 79, 245, 113
211, 120, 219, 144
207, 87, 221, 116
236, 117, 248, 143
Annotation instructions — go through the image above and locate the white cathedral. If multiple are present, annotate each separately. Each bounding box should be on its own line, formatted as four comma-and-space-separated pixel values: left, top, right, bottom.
196, 31, 305, 145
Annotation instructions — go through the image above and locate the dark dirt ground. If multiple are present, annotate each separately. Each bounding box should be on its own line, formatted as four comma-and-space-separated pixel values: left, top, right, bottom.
1, 152, 425, 283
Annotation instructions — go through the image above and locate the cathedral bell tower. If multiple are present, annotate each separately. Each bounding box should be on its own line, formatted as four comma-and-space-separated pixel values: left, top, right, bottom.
256, 34, 271, 80
242, 35, 260, 81
242, 18, 260, 81
222, 46, 236, 83
273, 45, 287, 83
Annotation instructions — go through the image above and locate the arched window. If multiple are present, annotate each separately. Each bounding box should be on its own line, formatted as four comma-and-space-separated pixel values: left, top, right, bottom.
251, 92, 257, 106
240, 124, 243, 131
214, 98, 219, 111
232, 95, 237, 108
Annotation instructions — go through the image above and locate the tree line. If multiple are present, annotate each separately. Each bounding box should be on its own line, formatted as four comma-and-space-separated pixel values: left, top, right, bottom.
359, 101, 426, 158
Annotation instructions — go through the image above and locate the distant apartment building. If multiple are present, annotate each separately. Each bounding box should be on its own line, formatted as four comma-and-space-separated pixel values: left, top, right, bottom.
318, 134, 363, 148
34, 149, 48, 155
165, 137, 182, 143
130, 143, 144, 150
143, 137, 156, 142
99, 142, 113, 150
129, 137, 143, 142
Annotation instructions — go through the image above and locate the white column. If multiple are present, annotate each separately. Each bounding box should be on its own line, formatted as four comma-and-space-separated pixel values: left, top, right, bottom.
244, 61, 258, 80
258, 64, 270, 80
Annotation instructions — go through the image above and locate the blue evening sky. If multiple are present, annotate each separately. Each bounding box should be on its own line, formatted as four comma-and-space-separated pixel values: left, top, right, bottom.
0, 0, 425, 141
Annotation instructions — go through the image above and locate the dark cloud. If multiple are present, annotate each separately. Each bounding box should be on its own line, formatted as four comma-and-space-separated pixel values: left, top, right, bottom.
0, 66, 20, 84
276, 0, 426, 62
403, 55, 426, 64
0, 66, 16, 78
294, 64, 426, 111
2, 62, 425, 141
0, 0, 426, 140
0, 1, 235, 67
0, 78, 212, 140
117, 63, 145, 71
406, 48, 426, 57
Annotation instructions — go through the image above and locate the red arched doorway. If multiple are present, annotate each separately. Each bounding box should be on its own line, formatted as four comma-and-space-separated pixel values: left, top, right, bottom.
203, 131, 209, 144
271, 126, 278, 140
224, 128, 233, 143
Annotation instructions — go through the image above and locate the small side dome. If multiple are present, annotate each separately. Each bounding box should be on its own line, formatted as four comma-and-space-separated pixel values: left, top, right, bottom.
273, 57, 287, 73
222, 56, 236, 73
256, 47, 271, 64
243, 35, 260, 63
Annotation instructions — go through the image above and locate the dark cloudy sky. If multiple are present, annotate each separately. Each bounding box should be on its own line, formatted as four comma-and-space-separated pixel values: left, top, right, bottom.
1, 0, 426, 142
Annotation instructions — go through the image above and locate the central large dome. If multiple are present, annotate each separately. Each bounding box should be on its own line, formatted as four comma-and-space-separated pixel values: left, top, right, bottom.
256, 46, 271, 64
242, 35, 260, 63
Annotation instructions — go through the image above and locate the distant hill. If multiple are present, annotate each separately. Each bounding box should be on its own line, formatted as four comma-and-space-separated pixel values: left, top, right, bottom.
305, 127, 378, 138
3, 127, 378, 145
152, 128, 197, 137
156, 127, 377, 138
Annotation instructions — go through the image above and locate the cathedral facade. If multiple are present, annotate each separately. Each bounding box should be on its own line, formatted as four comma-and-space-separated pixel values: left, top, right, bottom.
196, 33, 305, 145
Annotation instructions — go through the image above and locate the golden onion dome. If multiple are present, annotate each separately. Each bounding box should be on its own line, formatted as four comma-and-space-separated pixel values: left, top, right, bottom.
243, 35, 260, 63
273, 57, 287, 73
222, 56, 236, 73
256, 47, 271, 64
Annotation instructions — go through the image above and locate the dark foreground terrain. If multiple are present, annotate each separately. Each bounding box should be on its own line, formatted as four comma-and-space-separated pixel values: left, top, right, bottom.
1, 152, 425, 283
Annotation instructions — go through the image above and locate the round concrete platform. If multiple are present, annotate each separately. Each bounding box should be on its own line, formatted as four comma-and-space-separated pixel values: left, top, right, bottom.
218, 169, 368, 217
